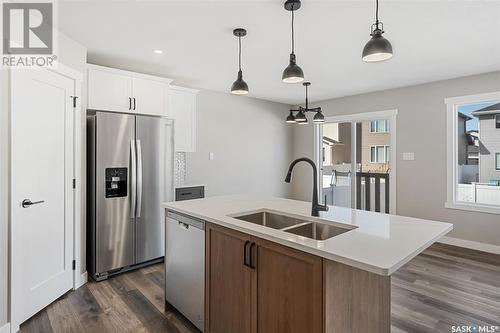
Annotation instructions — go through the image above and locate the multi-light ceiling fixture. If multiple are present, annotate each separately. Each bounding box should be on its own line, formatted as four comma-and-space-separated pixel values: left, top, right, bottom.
229, 0, 394, 121
285, 82, 324, 124
362, 0, 393, 62
282, 0, 304, 83
231, 28, 249, 95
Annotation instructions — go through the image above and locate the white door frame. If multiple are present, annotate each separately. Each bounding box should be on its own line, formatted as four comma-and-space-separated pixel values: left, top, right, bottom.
9, 63, 84, 333
314, 109, 398, 214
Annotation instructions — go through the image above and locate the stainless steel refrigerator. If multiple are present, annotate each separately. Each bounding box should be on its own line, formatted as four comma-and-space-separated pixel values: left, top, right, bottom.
87, 110, 174, 281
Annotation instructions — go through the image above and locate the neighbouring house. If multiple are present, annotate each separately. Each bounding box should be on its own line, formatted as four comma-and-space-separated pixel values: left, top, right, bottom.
466, 130, 479, 165
472, 102, 500, 183
361, 120, 390, 173
457, 112, 473, 165
322, 120, 391, 173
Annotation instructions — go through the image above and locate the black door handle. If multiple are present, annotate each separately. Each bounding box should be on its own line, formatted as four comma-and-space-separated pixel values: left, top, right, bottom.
22, 199, 45, 208
128, 97, 132, 110
243, 240, 250, 267
133, 97, 136, 110
249, 242, 256, 269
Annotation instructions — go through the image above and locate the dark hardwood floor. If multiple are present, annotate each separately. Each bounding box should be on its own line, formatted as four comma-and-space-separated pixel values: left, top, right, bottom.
20, 243, 500, 333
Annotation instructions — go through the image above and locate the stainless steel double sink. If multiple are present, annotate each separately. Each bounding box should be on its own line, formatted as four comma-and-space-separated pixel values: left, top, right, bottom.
232, 211, 353, 241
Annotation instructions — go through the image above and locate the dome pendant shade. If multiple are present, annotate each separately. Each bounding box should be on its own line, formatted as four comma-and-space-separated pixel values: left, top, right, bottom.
282, 54, 304, 83
362, 30, 393, 62
231, 70, 249, 95
313, 112, 325, 123
295, 110, 307, 122
286, 111, 296, 123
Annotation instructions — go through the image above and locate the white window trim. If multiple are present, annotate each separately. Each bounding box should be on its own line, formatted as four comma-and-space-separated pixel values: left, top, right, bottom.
369, 145, 390, 163
445, 91, 500, 215
369, 119, 390, 134
314, 109, 397, 214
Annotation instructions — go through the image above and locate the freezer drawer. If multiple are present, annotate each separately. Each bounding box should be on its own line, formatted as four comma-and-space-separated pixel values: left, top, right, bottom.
165, 211, 205, 332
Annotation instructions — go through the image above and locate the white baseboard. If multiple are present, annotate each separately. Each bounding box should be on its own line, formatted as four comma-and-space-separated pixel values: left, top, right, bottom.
0, 323, 11, 333
439, 236, 500, 255
74, 271, 88, 290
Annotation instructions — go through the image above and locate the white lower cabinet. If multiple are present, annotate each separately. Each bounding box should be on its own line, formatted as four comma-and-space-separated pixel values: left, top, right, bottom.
169, 86, 198, 152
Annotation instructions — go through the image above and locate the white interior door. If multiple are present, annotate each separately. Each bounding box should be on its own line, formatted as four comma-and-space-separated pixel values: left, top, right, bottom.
11, 68, 74, 329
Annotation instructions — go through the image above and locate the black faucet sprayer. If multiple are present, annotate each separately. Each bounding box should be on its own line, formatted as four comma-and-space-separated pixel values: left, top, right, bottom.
285, 157, 328, 217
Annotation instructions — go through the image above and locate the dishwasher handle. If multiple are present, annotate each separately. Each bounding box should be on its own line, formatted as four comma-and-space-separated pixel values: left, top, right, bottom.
167, 211, 205, 230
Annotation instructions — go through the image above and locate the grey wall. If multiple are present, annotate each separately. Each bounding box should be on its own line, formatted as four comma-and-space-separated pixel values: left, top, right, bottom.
290, 71, 500, 246
185, 90, 292, 197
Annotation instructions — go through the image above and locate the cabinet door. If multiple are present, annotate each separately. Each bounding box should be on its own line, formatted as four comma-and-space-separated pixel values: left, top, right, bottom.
132, 77, 169, 116
253, 237, 323, 333
205, 224, 252, 333
169, 88, 197, 152
88, 69, 132, 112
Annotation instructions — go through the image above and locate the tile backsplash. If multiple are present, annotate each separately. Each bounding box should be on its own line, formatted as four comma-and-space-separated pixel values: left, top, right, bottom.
174, 152, 186, 186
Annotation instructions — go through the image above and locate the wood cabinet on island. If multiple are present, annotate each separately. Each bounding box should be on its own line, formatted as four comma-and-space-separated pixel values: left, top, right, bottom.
163, 195, 452, 333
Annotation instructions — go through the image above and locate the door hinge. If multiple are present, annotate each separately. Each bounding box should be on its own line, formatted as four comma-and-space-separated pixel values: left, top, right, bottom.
71, 96, 78, 108
72, 178, 76, 189
72, 260, 76, 270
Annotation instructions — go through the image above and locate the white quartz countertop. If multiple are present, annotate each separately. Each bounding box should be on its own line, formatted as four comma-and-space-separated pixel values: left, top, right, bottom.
162, 194, 452, 276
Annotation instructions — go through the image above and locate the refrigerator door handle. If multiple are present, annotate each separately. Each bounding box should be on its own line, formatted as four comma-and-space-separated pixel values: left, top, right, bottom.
136, 139, 143, 218
130, 139, 137, 218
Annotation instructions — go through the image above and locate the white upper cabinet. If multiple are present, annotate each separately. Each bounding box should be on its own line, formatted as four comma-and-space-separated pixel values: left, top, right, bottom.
169, 86, 198, 152
132, 77, 169, 116
87, 64, 172, 116
88, 68, 132, 112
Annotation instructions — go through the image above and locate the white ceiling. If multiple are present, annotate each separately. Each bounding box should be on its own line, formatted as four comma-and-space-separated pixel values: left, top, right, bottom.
58, 0, 500, 104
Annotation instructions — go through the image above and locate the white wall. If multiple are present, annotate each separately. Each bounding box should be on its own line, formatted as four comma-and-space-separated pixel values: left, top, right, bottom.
0, 32, 87, 330
185, 90, 292, 197
290, 71, 500, 246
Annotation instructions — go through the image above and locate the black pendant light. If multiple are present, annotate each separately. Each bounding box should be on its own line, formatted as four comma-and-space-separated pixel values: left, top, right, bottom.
282, 0, 304, 83
231, 28, 249, 95
286, 82, 324, 124
362, 0, 393, 62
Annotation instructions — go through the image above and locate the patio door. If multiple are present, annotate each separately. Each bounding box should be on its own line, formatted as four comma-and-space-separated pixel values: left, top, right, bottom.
315, 111, 397, 213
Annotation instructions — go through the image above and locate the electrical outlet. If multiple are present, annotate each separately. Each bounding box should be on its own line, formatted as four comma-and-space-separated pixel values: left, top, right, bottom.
403, 152, 415, 161
209, 152, 215, 160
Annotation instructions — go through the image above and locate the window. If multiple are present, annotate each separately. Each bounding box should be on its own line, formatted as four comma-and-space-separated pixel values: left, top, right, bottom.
370, 120, 389, 133
370, 145, 390, 163
445, 92, 500, 214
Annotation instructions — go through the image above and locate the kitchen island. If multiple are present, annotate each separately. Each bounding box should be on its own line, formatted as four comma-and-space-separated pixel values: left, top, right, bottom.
162, 194, 452, 333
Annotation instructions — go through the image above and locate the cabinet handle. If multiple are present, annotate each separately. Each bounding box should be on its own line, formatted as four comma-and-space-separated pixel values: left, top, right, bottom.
243, 240, 250, 267
129, 97, 132, 110
249, 242, 256, 269
133, 97, 136, 110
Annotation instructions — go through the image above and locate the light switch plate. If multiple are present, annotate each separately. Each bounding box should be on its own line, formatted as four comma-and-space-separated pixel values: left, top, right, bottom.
209, 152, 215, 160
403, 152, 415, 161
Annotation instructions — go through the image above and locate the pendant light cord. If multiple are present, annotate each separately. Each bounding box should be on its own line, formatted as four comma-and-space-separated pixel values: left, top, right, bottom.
291, 8, 295, 54
238, 36, 242, 71
375, 0, 380, 27
305, 84, 308, 108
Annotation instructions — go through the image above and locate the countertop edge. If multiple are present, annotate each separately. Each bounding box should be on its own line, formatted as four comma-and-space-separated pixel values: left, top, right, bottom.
162, 203, 452, 276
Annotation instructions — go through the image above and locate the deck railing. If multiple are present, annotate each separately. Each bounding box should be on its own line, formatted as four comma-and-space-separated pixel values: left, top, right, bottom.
356, 172, 389, 213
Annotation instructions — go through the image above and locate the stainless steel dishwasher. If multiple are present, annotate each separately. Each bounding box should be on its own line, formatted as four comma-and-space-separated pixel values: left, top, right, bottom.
165, 210, 205, 332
